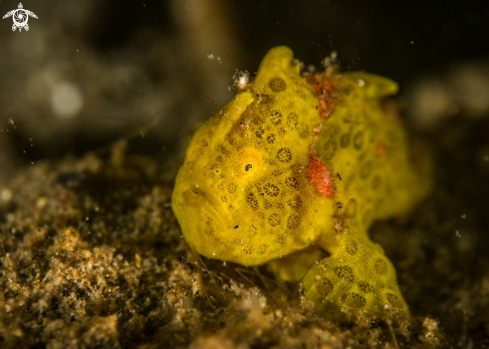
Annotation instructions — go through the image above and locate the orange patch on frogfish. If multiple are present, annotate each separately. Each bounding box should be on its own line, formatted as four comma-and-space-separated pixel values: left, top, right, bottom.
307, 147, 335, 198
376, 141, 386, 157
306, 74, 338, 119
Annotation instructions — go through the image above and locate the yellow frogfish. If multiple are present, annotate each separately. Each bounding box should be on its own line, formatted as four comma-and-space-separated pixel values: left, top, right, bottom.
172, 46, 430, 320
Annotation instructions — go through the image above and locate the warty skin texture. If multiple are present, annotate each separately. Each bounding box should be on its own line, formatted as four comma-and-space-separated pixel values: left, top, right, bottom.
172, 46, 430, 320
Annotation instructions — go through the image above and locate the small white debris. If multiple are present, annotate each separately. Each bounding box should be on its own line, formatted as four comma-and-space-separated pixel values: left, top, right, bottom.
50, 81, 83, 119
455, 230, 461, 238
1, 189, 13, 202
422, 317, 439, 336
6, 213, 15, 222
36, 197, 47, 209
232, 70, 250, 91
358, 79, 365, 87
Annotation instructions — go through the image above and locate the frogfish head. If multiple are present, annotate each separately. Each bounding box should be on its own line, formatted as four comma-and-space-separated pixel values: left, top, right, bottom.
172, 47, 335, 266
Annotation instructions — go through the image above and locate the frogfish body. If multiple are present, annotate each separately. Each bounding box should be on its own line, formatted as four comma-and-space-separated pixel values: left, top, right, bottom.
172, 46, 430, 320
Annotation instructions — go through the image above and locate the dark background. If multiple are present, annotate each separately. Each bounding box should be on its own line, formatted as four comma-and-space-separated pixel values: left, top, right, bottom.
1, 0, 489, 341
1, 0, 488, 163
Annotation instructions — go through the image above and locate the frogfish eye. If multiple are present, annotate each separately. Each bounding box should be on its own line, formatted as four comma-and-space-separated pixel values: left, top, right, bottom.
230, 147, 263, 180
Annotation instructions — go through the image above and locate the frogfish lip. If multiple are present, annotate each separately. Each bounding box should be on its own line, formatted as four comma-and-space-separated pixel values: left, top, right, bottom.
180, 184, 217, 213
173, 183, 225, 241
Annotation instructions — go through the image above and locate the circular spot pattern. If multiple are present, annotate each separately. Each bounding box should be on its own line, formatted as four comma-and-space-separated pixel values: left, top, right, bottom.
269, 110, 282, 125
286, 213, 301, 229
267, 134, 275, 144
247, 225, 257, 238
277, 235, 286, 245
269, 77, 287, 92
287, 196, 303, 208
246, 192, 259, 210
323, 138, 337, 160
316, 277, 334, 297
386, 293, 403, 308
353, 131, 364, 150
287, 112, 299, 127
268, 213, 281, 227
212, 165, 221, 175
334, 266, 355, 283
358, 282, 375, 293
272, 169, 282, 177
264, 183, 280, 197
285, 177, 300, 189
227, 182, 237, 193
204, 228, 214, 236
340, 133, 350, 148
360, 161, 373, 179
255, 128, 264, 138
277, 148, 293, 163
299, 125, 309, 139
341, 292, 366, 308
